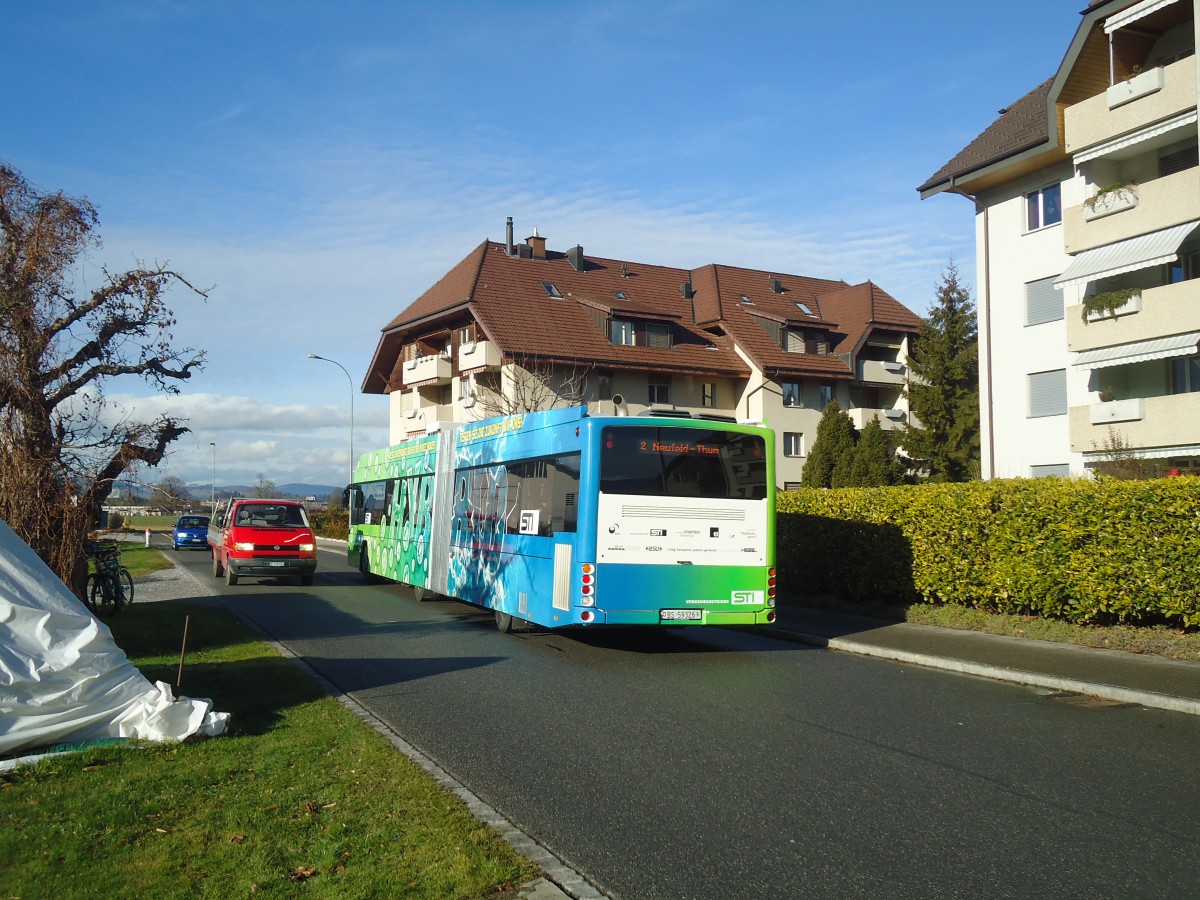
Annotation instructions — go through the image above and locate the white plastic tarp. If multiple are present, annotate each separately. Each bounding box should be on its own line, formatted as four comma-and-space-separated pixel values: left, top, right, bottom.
0, 517, 228, 761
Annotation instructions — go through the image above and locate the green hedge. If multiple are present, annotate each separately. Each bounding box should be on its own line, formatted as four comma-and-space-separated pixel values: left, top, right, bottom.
777, 478, 1200, 627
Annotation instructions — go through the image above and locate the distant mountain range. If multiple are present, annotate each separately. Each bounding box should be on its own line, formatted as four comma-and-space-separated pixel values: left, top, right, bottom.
186, 482, 339, 500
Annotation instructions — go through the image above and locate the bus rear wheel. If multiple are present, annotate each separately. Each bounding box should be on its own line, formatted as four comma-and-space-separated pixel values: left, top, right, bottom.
495, 610, 514, 633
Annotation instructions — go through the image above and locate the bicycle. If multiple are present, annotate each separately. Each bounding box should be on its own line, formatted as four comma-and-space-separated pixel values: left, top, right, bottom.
83, 539, 134, 616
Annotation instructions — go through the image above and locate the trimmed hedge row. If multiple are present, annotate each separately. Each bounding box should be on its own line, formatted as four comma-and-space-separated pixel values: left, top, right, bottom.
776, 478, 1200, 627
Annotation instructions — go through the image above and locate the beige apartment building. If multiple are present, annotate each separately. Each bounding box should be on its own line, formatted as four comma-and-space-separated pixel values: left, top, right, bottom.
921, 0, 1199, 478
363, 220, 923, 489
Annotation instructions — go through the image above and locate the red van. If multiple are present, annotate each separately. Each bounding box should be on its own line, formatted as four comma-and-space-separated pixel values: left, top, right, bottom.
208, 498, 317, 586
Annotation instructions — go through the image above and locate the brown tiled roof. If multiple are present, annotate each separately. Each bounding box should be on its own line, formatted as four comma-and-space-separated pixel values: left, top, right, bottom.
693, 265, 923, 380
368, 242, 750, 392
917, 78, 1054, 196
367, 240, 925, 393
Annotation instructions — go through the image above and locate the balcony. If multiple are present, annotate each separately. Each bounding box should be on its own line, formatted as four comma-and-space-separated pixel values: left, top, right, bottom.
457, 340, 501, 373
1089, 397, 1145, 425
1064, 55, 1196, 158
401, 354, 452, 387
1070, 392, 1200, 453
858, 359, 906, 385
1064, 167, 1200, 255
849, 407, 905, 431
1068, 280, 1200, 353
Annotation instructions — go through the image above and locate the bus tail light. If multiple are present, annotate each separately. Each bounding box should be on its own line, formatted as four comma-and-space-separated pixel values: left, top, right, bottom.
767, 566, 777, 603
580, 563, 596, 607
580, 610, 595, 623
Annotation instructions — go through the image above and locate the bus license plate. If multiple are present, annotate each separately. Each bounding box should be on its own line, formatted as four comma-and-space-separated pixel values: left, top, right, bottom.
661, 609, 702, 621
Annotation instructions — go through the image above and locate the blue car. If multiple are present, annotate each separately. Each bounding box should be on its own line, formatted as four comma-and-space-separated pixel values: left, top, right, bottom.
172, 514, 211, 551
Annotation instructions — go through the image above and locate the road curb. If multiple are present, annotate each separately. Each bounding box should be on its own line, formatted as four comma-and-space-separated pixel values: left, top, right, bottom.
759, 625, 1200, 717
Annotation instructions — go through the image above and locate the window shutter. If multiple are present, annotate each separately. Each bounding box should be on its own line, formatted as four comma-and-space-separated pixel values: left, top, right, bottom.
1030, 464, 1069, 478
1025, 276, 1064, 326
1159, 143, 1198, 177
1028, 369, 1067, 418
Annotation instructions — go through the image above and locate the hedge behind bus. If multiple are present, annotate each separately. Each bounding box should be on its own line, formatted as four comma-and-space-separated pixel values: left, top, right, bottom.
776, 478, 1200, 627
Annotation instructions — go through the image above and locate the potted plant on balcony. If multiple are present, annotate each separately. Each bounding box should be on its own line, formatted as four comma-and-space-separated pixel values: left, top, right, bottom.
1081, 287, 1141, 322
1083, 181, 1138, 219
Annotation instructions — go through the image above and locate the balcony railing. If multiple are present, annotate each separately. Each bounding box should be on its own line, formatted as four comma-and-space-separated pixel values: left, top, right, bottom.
401, 354, 452, 387
1067, 280, 1200, 353
1064, 167, 1200, 255
1064, 55, 1196, 158
1070, 392, 1200, 453
849, 407, 905, 431
457, 340, 501, 373
858, 359, 906, 384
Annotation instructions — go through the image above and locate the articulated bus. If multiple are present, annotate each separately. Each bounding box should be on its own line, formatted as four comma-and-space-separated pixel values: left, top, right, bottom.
346, 406, 776, 632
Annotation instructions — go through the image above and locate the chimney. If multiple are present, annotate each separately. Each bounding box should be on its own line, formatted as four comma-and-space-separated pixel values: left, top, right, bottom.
770, 277, 784, 293
505, 217, 514, 256
567, 244, 585, 272
527, 229, 547, 259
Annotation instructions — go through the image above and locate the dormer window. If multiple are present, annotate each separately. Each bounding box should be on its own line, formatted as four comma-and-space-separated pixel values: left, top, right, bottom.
541, 281, 562, 298
610, 319, 635, 345
608, 317, 673, 349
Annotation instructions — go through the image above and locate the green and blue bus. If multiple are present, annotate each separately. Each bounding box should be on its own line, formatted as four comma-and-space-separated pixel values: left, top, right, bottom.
346, 406, 776, 631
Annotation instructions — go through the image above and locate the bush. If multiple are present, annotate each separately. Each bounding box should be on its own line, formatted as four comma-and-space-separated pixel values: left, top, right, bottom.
315, 508, 348, 539
777, 478, 1200, 627
107, 511, 125, 531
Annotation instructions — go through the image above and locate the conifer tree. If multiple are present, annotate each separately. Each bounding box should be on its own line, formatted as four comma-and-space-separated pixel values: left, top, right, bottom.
902, 262, 980, 481
847, 417, 898, 486
802, 401, 857, 488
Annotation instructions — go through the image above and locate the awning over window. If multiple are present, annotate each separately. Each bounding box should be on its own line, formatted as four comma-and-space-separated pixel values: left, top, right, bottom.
1055, 221, 1199, 289
1074, 111, 1198, 164
1073, 332, 1200, 369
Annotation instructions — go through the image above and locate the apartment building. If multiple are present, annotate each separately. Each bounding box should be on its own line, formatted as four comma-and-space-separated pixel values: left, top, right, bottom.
920, 0, 1199, 479
362, 220, 923, 488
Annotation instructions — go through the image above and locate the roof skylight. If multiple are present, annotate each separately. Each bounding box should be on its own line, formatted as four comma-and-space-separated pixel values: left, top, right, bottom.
796, 302, 817, 317
614, 290, 627, 301
541, 281, 562, 298
740, 294, 754, 305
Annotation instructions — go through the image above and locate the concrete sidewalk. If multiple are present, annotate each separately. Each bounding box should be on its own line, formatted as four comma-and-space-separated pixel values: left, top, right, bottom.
761, 601, 1200, 716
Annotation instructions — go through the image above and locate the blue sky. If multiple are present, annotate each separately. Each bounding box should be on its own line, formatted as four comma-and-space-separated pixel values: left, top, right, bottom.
4, 1, 1081, 492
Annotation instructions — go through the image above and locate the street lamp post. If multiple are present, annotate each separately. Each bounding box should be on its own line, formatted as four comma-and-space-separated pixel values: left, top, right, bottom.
209, 442, 216, 513
308, 354, 355, 489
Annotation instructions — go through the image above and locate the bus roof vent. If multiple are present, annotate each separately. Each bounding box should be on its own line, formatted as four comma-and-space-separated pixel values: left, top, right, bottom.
696, 413, 737, 422
646, 408, 690, 418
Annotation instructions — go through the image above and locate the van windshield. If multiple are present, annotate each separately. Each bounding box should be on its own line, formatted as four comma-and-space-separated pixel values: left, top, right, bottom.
234, 504, 309, 527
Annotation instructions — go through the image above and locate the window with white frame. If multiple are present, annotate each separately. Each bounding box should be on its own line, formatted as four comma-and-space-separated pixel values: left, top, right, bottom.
782, 382, 802, 407
783, 432, 804, 457
702, 383, 716, 407
1028, 369, 1067, 417
648, 379, 670, 405
1026, 183, 1062, 232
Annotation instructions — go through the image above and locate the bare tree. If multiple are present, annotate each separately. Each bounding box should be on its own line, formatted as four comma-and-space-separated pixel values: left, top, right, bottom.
469, 357, 591, 419
252, 473, 277, 498
0, 164, 207, 591
150, 475, 192, 513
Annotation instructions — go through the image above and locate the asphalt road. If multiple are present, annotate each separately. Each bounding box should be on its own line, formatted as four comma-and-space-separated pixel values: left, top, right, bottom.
172, 544, 1200, 899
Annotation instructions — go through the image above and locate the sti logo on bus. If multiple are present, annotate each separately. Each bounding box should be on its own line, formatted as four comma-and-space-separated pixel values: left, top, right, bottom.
731, 590, 764, 605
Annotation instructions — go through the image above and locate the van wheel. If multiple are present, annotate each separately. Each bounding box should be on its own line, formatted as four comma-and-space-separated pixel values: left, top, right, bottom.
212, 553, 223, 578
225, 565, 238, 586
495, 610, 514, 633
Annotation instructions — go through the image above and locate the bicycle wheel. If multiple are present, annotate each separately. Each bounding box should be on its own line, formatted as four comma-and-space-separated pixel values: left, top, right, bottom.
90, 574, 116, 616
119, 568, 134, 605
83, 573, 100, 614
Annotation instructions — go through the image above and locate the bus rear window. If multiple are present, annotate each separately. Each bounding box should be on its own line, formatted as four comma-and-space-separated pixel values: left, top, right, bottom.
600, 426, 767, 499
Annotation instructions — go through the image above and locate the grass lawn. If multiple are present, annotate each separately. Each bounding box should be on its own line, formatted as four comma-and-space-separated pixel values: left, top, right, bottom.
0, 602, 540, 898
